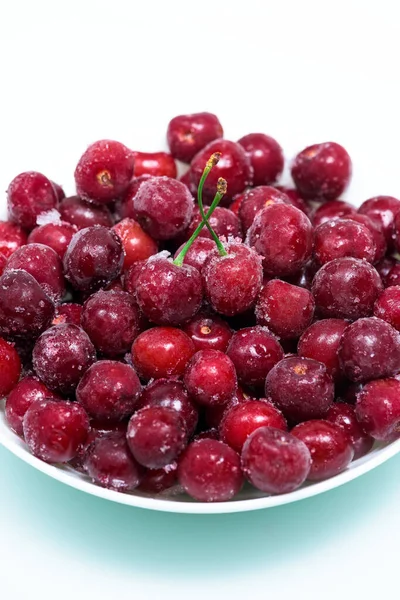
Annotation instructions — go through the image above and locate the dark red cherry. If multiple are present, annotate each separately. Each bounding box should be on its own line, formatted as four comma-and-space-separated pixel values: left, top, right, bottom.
28, 220, 78, 259
7, 171, 58, 230
237, 133, 284, 186
133, 151, 177, 179
59, 195, 113, 229
167, 112, 223, 163
0, 221, 28, 258
183, 311, 232, 353
239, 186, 290, 233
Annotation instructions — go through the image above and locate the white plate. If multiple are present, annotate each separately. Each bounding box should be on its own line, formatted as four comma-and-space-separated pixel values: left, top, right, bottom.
1, 404, 400, 513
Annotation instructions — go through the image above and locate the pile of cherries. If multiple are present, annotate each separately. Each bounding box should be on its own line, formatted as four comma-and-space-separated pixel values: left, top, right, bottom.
2, 112, 400, 503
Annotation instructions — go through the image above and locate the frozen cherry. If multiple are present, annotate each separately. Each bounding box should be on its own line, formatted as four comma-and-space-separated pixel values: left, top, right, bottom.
238, 186, 289, 233
132, 327, 195, 380
0, 221, 28, 258
0, 337, 21, 396
184, 349, 237, 407
59, 195, 113, 229
190, 139, 252, 204
63, 226, 124, 292
265, 357, 334, 423
4, 243, 65, 302
326, 402, 373, 459
23, 399, 90, 463
285, 260, 319, 290
291, 142, 352, 201
74, 140, 135, 203
343, 213, 387, 263
133, 151, 177, 178
202, 241, 262, 316
51, 182, 65, 202
137, 378, 198, 436
358, 195, 400, 248
133, 177, 193, 241
178, 439, 243, 501
167, 112, 223, 163
220, 400, 286, 453
237, 133, 284, 186
112, 218, 158, 270
385, 263, 400, 287
356, 378, 400, 441
0, 270, 55, 339
247, 203, 313, 277
183, 312, 232, 353
241, 427, 311, 493
226, 326, 284, 388
135, 256, 202, 326
114, 175, 153, 220
275, 186, 311, 216
375, 256, 399, 285
314, 219, 376, 265
255, 279, 315, 339
7, 171, 58, 230
312, 200, 356, 227
127, 406, 187, 469
374, 286, 400, 330
28, 220, 78, 259
312, 257, 383, 320
173, 237, 216, 272
339, 317, 400, 382
204, 387, 249, 429
138, 462, 179, 494
5, 375, 61, 437
85, 431, 144, 491
292, 420, 354, 480
298, 318, 348, 379
184, 205, 241, 240
76, 360, 141, 421
32, 324, 96, 394
81, 290, 142, 357
52, 303, 83, 326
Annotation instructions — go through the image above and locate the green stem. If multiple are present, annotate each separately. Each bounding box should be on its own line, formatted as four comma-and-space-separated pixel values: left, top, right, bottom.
173, 190, 224, 266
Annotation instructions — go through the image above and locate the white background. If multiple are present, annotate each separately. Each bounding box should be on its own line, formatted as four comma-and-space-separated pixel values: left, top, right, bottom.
1, 1, 400, 598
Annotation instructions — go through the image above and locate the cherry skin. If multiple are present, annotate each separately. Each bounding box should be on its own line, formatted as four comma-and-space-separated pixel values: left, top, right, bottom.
275, 186, 311, 216
238, 186, 290, 233
184, 205, 242, 240
23, 399, 90, 463
265, 356, 334, 423
0, 253, 6, 276
183, 312, 233, 353
81, 290, 143, 357
374, 286, 400, 330
339, 317, 400, 382
84, 431, 144, 492
59, 195, 113, 229
297, 318, 348, 379
343, 213, 387, 263
226, 326, 284, 389
132, 327, 195, 380
32, 324, 96, 394
135, 256, 202, 326
356, 378, 400, 442
137, 378, 198, 436
311, 257, 383, 320
326, 402, 373, 459
74, 140, 135, 204
202, 241, 263, 317
5, 375, 61, 437
133, 151, 177, 178
173, 237, 216, 273
0, 270, 55, 340
138, 462, 179, 494
237, 133, 284, 186
52, 303, 83, 326
220, 400, 287, 453
247, 203, 313, 277
0, 221, 28, 258
204, 387, 249, 429
190, 139, 252, 205
167, 112, 224, 163
384, 263, 400, 287
255, 279, 315, 340
28, 220, 78, 259
114, 175, 154, 220
178, 439, 243, 502
291, 142, 352, 201
51, 182, 65, 202
133, 177, 193, 240
126, 406, 187, 469
312, 199, 356, 227
0, 337, 21, 396
63, 226, 124, 292
358, 195, 400, 249
291, 420, 354, 480
4, 243, 65, 302
184, 349, 237, 407
112, 218, 158, 270
7, 171, 58, 230
241, 427, 311, 494
313, 218, 376, 265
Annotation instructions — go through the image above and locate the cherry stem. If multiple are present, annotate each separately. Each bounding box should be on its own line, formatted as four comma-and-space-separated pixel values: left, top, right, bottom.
197, 155, 228, 257
173, 186, 226, 266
